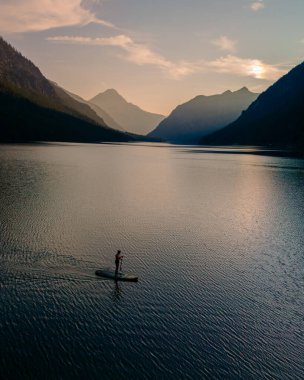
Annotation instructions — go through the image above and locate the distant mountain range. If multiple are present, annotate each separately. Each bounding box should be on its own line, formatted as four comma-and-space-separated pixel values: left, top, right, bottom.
1, 36, 304, 151
201, 62, 304, 151
149, 88, 259, 144
90, 89, 165, 135
0, 37, 130, 143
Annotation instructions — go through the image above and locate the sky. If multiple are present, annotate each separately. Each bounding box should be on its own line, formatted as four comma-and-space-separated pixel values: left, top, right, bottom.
0, 0, 303, 115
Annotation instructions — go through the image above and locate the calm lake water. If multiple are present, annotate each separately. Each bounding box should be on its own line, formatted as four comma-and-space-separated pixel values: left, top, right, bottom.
0, 143, 303, 379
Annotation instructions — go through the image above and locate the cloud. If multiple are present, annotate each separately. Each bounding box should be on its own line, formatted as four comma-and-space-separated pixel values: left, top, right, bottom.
47, 35, 286, 81
0, 0, 113, 33
48, 34, 187, 78
207, 55, 285, 81
48, 35, 132, 47
212, 36, 237, 52
251, 1, 265, 11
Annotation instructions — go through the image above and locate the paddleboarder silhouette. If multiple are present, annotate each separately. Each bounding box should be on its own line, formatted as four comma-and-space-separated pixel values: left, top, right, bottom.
115, 250, 123, 276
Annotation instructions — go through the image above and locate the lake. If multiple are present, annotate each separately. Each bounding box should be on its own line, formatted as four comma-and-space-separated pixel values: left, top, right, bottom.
0, 143, 303, 379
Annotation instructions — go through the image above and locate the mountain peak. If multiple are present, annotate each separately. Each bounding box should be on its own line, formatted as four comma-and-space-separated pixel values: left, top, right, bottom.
92, 89, 126, 103
149, 88, 259, 143
103, 88, 121, 96
0, 36, 130, 143
201, 60, 304, 150
89, 89, 165, 135
236, 86, 250, 93
222, 87, 251, 96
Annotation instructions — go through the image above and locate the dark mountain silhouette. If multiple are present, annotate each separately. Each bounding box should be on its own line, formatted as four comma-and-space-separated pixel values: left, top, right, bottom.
0, 91, 129, 143
148, 88, 259, 144
0, 37, 130, 142
90, 89, 165, 135
0, 38, 56, 99
201, 62, 304, 151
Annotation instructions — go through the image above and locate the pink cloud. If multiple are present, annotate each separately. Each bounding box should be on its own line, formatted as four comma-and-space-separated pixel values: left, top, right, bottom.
0, 0, 113, 33
48, 35, 287, 81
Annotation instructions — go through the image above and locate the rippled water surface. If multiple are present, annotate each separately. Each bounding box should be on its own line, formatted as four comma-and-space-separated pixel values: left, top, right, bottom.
1, 143, 304, 379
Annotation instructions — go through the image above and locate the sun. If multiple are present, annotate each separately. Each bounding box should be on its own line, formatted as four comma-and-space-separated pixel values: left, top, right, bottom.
249, 64, 264, 78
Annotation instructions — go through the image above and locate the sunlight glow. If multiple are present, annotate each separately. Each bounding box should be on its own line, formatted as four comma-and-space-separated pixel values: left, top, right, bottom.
248, 64, 265, 78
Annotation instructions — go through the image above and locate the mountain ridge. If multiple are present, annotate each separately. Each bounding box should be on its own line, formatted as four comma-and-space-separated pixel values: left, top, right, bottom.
57, 86, 125, 132
90, 89, 165, 135
201, 61, 304, 150
0, 37, 131, 142
148, 87, 259, 144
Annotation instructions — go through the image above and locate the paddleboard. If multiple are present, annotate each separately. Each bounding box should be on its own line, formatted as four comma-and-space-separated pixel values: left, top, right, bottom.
95, 268, 138, 282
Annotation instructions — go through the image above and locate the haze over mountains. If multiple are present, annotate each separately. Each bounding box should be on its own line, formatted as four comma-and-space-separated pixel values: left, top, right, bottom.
0, 37, 130, 143
90, 89, 165, 135
149, 88, 259, 144
201, 61, 304, 150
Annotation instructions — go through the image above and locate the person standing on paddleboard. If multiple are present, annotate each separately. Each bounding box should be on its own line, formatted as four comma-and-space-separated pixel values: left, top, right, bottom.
115, 250, 123, 276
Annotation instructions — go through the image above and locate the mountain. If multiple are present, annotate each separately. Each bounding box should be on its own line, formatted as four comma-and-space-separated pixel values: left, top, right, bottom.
61, 87, 125, 132
0, 91, 129, 143
0, 37, 130, 143
148, 88, 259, 144
201, 62, 304, 151
89, 89, 165, 135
